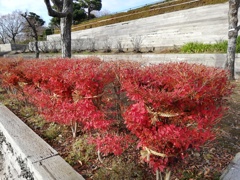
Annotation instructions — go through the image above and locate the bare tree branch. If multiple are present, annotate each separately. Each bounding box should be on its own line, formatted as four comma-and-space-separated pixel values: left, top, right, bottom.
0, 11, 24, 43
44, 0, 69, 17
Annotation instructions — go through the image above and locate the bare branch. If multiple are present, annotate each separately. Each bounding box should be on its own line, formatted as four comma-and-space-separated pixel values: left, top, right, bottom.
44, 0, 68, 18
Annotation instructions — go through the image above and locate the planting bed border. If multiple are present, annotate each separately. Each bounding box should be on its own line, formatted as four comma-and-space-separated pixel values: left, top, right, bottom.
0, 103, 84, 180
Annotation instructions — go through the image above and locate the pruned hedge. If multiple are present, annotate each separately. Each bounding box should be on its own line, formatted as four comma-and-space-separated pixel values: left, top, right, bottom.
0, 57, 232, 176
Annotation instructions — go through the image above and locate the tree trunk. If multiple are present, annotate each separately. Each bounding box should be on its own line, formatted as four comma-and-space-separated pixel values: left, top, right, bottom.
60, 16, 72, 58
60, 1, 73, 58
12, 37, 16, 44
34, 40, 40, 58
226, 0, 240, 80
44, 0, 73, 58
21, 12, 40, 59
33, 22, 40, 59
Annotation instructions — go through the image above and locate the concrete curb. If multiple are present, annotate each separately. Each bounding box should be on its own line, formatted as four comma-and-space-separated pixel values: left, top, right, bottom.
0, 104, 84, 180
220, 152, 240, 180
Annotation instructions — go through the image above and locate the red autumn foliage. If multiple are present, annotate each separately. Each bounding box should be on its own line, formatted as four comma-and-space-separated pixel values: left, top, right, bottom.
0, 58, 232, 174
88, 133, 134, 156
0, 59, 25, 89
23, 59, 115, 134
120, 62, 232, 171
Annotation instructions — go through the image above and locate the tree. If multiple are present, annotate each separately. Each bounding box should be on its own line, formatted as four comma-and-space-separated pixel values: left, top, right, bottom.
78, 0, 102, 19
44, 0, 74, 58
49, 2, 86, 28
226, 0, 240, 80
0, 26, 8, 44
49, 17, 61, 29
73, 2, 87, 24
0, 10, 25, 44
21, 12, 45, 58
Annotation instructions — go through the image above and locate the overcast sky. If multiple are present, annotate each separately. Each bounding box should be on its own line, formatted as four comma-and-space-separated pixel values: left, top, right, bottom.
0, 0, 163, 25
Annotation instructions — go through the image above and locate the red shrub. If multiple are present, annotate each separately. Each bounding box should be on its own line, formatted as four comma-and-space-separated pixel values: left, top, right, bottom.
0, 58, 232, 174
20, 58, 116, 138
89, 133, 134, 156
121, 62, 232, 171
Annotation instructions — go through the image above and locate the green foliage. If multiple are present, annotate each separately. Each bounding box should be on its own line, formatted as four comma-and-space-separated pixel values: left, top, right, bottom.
93, 157, 152, 180
44, 28, 54, 36
73, 3, 87, 24
212, 40, 228, 52
180, 37, 240, 53
49, 17, 60, 28
41, 28, 54, 40
19, 106, 35, 118
28, 114, 46, 129
22, 11, 46, 43
49, 2, 87, 28
44, 123, 61, 140
0, 87, 6, 98
65, 135, 96, 166
181, 42, 211, 53
28, 12, 45, 26
78, 0, 102, 19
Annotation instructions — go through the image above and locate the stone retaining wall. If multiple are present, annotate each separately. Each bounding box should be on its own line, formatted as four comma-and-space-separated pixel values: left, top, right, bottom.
38, 2, 234, 52
0, 104, 84, 180
73, 53, 240, 79
0, 44, 27, 52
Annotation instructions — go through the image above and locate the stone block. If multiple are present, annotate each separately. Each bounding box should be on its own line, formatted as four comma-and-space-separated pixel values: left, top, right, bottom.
0, 104, 84, 179
220, 152, 240, 180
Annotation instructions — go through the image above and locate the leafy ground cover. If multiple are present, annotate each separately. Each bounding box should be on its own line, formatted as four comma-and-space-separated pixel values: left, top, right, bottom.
180, 36, 240, 53
0, 57, 239, 179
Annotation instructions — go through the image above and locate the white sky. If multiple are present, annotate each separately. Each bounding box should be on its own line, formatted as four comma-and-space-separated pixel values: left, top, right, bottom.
0, 0, 163, 25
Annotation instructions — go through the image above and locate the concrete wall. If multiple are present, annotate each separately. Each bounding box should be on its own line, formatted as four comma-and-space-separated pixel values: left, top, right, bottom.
0, 44, 27, 52
72, 53, 240, 79
45, 2, 231, 51
11, 44, 28, 52
0, 44, 12, 52
0, 104, 84, 180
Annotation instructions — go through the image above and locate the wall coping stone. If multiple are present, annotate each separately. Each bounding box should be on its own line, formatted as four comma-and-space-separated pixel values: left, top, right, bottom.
0, 104, 84, 180
220, 152, 240, 180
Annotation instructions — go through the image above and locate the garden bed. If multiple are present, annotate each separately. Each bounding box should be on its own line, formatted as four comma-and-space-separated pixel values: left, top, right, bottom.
0, 58, 239, 179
